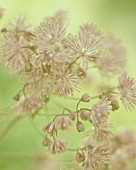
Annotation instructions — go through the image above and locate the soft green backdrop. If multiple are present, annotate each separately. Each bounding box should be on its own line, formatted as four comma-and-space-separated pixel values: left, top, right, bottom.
0, 0, 136, 170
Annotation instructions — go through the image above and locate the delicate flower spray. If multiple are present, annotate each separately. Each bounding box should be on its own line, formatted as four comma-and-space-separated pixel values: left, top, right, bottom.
0, 7, 136, 170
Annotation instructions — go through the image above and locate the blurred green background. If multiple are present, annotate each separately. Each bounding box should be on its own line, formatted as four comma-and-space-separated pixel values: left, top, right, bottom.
0, 0, 136, 170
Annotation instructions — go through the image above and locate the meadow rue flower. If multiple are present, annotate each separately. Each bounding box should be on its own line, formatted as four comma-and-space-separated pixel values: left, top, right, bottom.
90, 98, 112, 127
79, 145, 109, 170
64, 23, 104, 69
54, 115, 71, 130
118, 73, 136, 110
49, 139, 68, 154
12, 94, 43, 115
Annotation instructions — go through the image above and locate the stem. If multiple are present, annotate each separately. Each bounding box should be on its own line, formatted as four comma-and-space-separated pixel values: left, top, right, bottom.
0, 116, 22, 143
76, 100, 81, 122
28, 116, 44, 137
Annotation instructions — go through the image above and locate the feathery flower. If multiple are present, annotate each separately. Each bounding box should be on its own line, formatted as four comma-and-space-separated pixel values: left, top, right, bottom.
49, 139, 68, 154
21, 69, 53, 96
79, 145, 109, 170
32, 10, 67, 47
55, 70, 79, 96
8, 15, 30, 33
64, 23, 104, 69
0, 33, 30, 73
118, 73, 136, 110
12, 94, 43, 115
54, 115, 71, 130
96, 34, 126, 76
42, 122, 56, 136
90, 98, 112, 127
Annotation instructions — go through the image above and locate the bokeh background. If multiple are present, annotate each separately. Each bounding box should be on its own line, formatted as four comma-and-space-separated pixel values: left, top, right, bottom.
0, 0, 136, 169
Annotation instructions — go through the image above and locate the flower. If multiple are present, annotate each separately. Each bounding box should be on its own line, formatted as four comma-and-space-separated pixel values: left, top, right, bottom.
42, 122, 56, 136
55, 70, 79, 96
8, 15, 30, 33
33, 10, 67, 47
64, 23, 104, 69
54, 115, 71, 130
90, 98, 111, 127
21, 69, 53, 96
79, 145, 109, 170
118, 73, 136, 110
0, 32, 31, 73
96, 34, 126, 77
49, 139, 68, 154
12, 94, 43, 115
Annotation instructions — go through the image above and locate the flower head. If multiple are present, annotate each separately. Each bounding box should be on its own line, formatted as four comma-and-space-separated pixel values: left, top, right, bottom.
78, 145, 109, 170
90, 98, 111, 127
12, 94, 43, 115
64, 24, 104, 69
49, 139, 68, 154
118, 73, 136, 110
54, 115, 71, 130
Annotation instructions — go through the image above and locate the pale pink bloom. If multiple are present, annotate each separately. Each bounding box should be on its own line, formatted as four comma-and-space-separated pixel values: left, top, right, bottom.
109, 150, 130, 170
64, 24, 104, 69
12, 94, 43, 115
0, 33, 30, 73
96, 34, 126, 76
55, 70, 79, 96
49, 139, 68, 154
118, 73, 136, 110
80, 145, 109, 170
21, 69, 53, 96
90, 98, 112, 127
8, 15, 30, 33
42, 122, 56, 136
54, 115, 71, 130
89, 125, 113, 142
33, 10, 67, 47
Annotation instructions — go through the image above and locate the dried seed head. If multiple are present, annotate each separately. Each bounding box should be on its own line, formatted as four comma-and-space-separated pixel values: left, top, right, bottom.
76, 149, 85, 163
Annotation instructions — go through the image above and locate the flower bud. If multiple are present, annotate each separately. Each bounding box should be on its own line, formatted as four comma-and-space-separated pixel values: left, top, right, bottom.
81, 93, 91, 102
110, 98, 119, 111
13, 93, 20, 101
80, 109, 90, 121
42, 136, 51, 147
69, 112, 76, 121
76, 121, 85, 132
76, 150, 85, 163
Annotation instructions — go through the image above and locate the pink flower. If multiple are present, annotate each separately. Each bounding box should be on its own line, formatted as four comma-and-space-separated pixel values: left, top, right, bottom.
64, 24, 104, 69
54, 115, 71, 130
118, 73, 136, 110
49, 139, 68, 154
90, 98, 111, 127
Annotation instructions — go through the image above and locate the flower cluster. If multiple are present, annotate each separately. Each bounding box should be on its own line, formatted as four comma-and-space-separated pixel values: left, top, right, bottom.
0, 9, 136, 170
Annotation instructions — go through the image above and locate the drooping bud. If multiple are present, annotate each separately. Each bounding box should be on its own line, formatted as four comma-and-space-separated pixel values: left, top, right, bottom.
69, 112, 76, 121
13, 93, 20, 101
42, 136, 51, 147
80, 109, 90, 121
81, 93, 91, 102
76, 121, 85, 132
76, 149, 85, 163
